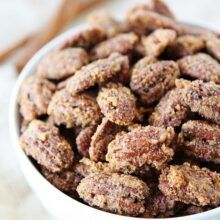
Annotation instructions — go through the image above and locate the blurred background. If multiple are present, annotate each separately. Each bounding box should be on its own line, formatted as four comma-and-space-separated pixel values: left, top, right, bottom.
1, 0, 220, 219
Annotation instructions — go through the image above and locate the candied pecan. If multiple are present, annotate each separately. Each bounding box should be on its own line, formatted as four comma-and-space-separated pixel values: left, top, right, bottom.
184, 80, 220, 124
97, 83, 136, 125
132, 56, 157, 70
90, 33, 138, 60
77, 172, 149, 216
18, 75, 56, 121
149, 0, 175, 19
126, 7, 185, 35
149, 88, 189, 128
88, 10, 126, 38
41, 166, 81, 197
166, 35, 205, 59
89, 118, 123, 161
58, 27, 105, 50
66, 53, 129, 94
178, 53, 220, 84
48, 89, 101, 128
76, 125, 97, 157
20, 120, 74, 172
130, 60, 180, 105
159, 163, 220, 206
205, 34, 220, 62
143, 190, 176, 218
37, 48, 89, 80
106, 126, 174, 173
177, 120, 220, 164
74, 157, 111, 177
141, 28, 176, 57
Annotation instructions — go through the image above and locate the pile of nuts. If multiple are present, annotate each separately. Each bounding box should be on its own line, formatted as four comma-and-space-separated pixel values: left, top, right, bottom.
19, 0, 220, 218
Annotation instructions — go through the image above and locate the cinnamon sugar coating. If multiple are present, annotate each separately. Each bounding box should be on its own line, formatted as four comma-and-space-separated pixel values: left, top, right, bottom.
141, 28, 176, 57
130, 60, 180, 105
20, 120, 74, 172
178, 120, 220, 163
77, 172, 149, 216
106, 126, 174, 173
66, 53, 129, 94
178, 53, 220, 84
159, 163, 220, 206
37, 48, 89, 80
48, 89, 101, 128
184, 80, 220, 124
97, 83, 136, 125
18, 75, 56, 121
90, 32, 138, 60
89, 118, 123, 161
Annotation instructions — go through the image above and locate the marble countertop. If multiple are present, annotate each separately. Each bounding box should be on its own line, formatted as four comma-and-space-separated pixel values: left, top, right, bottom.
1, 0, 220, 219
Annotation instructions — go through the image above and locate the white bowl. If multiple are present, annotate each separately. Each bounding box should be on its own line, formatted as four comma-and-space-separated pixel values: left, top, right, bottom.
9, 24, 220, 220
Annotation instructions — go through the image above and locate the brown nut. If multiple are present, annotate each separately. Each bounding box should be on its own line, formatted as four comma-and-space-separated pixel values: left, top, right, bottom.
141, 28, 176, 57
130, 60, 180, 105
166, 35, 205, 59
177, 120, 220, 164
74, 157, 111, 177
76, 125, 97, 157
149, 0, 175, 19
149, 88, 189, 128
126, 7, 185, 35
88, 10, 126, 38
20, 120, 74, 172
18, 75, 56, 121
89, 118, 123, 161
143, 190, 176, 218
97, 83, 136, 125
178, 53, 220, 84
159, 163, 220, 206
205, 34, 220, 62
90, 32, 138, 60
184, 80, 220, 124
58, 27, 106, 50
77, 172, 149, 216
66, 53, 129, 94
106, 126, 174, 173
37, 48, 89, 80
41, 166, 81, 198
48, 89, 101, 128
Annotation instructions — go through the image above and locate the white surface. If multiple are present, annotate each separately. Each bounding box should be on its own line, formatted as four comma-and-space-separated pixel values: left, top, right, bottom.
1, 0, 220, 220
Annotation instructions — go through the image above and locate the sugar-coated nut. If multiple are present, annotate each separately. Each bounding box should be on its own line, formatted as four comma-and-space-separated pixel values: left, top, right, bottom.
130, 60, 180, 105
184, 80, 220, 124
77, 172, 149, 216
149, 88, 189, 128
90, 32, 138, 60
166, 35, 205, 59
141, 28, 176, 57
205, 34, 220, 62
66, 53, 129, 94
41, 166, 81, 198
106, 126, 174, 173
20, 120, 74, 172
74, 157, 111, 177
18, 75, 56, 121
159, 163, 220, 206
178, 53, 220, 84
58, 27, 106, 50
177, 120, 220, 163
76, 125, 97, 157
97, 83, 136, 125
48, 89, 101, 128
88, 10, 126, 38
127, 7, 185, 35
37, 48, 89, 80
89, 118, 123, 161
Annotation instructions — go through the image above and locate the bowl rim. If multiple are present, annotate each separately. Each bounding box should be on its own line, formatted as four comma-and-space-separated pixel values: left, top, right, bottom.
9, 23, 220, 220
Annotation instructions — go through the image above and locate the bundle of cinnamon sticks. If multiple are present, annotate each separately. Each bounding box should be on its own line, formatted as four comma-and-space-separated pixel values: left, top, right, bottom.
0, 0, 103, 72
